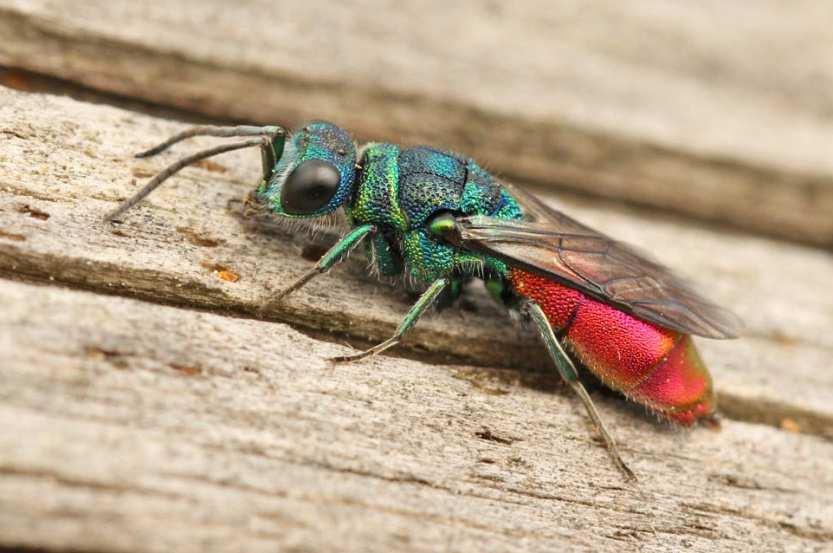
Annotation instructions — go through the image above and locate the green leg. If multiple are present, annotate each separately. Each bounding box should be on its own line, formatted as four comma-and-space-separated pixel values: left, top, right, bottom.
331, 277, 449, 363
260, 224, 376, 310
526, 301, 637, 481
434, 277, 466, 311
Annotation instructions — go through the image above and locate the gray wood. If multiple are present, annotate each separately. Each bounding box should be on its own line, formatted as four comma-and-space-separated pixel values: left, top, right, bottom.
1, 86, 832, 438
2, 86, 833, 552
1, 1, 832, 246
3, 279, 833, 553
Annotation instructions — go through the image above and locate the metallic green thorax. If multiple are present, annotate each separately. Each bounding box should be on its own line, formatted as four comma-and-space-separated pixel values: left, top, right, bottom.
256, 122, 523, 286
346, 143, 522, 283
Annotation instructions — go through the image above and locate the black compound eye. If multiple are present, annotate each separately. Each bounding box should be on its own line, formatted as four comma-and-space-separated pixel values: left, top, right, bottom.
281, 159, 341, 214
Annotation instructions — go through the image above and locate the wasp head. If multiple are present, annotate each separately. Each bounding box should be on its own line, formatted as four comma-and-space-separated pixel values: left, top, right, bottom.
257, 121, 357, 218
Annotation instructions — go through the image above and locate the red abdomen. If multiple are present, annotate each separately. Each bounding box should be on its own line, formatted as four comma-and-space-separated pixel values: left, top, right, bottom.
510, 269, 714, 424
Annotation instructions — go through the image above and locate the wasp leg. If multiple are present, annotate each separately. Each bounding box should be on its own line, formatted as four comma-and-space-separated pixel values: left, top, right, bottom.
331, 277, 450, 364
525, 301, 637, 482
105, 126, 284, 222
259, 224, 376, 312
434, 277, 466, 311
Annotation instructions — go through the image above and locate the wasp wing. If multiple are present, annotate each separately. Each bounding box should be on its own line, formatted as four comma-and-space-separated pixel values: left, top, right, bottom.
453, 186, 741, 339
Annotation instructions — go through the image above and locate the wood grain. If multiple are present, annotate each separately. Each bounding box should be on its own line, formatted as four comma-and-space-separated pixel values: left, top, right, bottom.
3, 279, 833, 553
1, 86, 832, 438
1, 1, 832, 246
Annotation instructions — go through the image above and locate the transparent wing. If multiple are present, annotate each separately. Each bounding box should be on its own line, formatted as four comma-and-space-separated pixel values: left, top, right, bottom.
453, 184, 741, 339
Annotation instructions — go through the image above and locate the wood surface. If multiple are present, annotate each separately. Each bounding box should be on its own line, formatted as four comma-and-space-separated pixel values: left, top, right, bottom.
3, 278, 833, 553
1, 1, 832, 247
2, 86, 833, 552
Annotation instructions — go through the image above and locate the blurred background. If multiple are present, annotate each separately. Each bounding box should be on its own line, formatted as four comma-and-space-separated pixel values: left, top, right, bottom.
2, 0, 831, 247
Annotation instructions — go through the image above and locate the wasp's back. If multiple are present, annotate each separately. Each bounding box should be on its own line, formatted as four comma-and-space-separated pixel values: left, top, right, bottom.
347, 143, 523, 282
350, 143, 520, 230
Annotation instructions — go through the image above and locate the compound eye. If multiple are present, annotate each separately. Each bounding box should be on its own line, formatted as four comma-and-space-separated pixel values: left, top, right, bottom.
281, 159, 341, 214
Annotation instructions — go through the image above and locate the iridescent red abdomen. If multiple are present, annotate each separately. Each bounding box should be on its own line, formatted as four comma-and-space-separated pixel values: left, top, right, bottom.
510, 269, 714, 424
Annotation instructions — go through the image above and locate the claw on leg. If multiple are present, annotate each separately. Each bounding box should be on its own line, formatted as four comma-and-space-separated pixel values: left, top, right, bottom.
258, 266, 320, 315
330, 338, 399, 364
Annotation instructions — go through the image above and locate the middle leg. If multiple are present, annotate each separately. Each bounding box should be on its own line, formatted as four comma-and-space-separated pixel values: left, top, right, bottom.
331, 277, 450, 363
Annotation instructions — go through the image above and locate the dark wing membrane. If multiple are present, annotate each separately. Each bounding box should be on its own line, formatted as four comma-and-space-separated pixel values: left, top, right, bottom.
454, 193, 741, 338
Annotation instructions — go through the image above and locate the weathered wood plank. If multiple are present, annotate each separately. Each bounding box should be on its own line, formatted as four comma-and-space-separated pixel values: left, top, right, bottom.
2, 279, 832, 553
2, 86, 832, 439
0, 1, 832, 246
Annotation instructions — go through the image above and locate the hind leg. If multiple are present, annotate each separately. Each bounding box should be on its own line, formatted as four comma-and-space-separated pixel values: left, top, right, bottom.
525, 301, 636, 482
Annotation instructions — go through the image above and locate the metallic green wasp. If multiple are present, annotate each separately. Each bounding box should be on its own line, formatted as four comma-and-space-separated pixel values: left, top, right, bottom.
107, 121, 740, 480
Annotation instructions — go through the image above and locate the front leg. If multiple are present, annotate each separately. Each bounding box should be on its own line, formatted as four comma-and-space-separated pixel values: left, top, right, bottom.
260, 224, 376, 311
332, 277, 450, 363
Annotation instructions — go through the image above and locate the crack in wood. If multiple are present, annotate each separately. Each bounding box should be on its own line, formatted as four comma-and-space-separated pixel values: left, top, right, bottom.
0, 467, 185, 501
681, 502, 833, 543
2, 241, 833, 441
